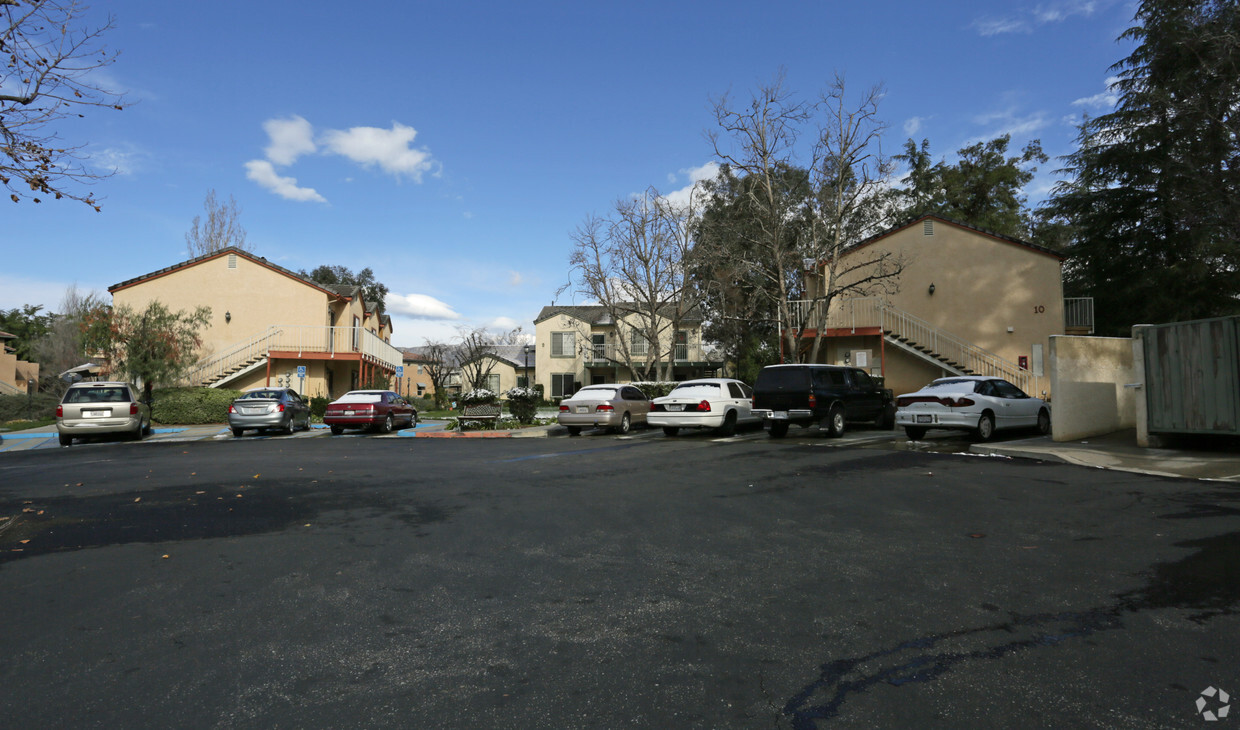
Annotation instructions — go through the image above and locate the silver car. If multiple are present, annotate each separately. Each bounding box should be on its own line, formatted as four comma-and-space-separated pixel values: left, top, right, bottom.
56, 381, 151, 446
557, 384, 650, 435
228, 387, 313, 437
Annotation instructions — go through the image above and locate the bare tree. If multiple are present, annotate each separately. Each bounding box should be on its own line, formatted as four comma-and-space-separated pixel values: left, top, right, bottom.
31, 285, 107, 393
419, 340, 453, 408
802, 74, 904, 362
707, 70, 902, 363
1, 0, 126, 208
566, 185, 705, 381
186, 189, 250, 257
455, 326, 522, 392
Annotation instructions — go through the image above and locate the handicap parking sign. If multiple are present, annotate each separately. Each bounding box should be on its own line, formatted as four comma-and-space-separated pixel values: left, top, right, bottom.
395, 366, 404, 378
296, 365, 306, 378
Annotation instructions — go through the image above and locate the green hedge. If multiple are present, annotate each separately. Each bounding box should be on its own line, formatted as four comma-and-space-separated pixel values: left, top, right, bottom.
0, 393, 60, 422
150, 387, 242, 424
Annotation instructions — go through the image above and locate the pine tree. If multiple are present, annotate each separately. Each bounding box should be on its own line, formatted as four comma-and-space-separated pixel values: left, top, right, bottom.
1045, 0, 1240, 334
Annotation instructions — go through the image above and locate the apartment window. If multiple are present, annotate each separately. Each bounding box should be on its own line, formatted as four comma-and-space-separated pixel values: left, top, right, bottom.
417, 365, 424, 375
485, 373, 501, 393
352, 316, 361, 350
551, 373, 576, 398
551, 331, 575, 358
630, 331, 649, 357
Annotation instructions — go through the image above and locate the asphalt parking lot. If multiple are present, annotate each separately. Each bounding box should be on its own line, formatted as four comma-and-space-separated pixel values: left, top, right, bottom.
1, 426, 1236, 728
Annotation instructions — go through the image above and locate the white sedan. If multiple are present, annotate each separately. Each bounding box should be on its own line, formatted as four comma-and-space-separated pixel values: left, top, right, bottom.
647, 378, 761, 437
895, 376, 1050, 441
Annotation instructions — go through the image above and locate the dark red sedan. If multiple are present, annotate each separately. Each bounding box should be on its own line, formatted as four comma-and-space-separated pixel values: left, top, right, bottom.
323, 390, 418, 435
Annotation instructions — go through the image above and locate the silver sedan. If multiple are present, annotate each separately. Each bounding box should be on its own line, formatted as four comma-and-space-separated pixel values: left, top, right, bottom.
557, 384, 650, 435
228, 387, 313, 437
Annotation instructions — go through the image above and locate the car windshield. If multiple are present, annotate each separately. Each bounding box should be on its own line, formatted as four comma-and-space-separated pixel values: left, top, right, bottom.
669, 383, 722, 397
337, 392, 383, 404
241, 390, 284, 400
924, 380, 981, 393
573, 388, 617, 400
64, 387, 130, 403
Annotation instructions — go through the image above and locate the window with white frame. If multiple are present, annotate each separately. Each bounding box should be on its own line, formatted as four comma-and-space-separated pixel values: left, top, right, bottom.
485, 373, 501, 393
551, 331, 575, 358
630, 330, 649, 356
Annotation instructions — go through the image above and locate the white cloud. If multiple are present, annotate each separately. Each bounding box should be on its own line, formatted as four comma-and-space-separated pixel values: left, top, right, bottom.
903, 116, 927, 136
386, 293, 461, 320
263, 115, 317, 166
1072, 76, 1121, 110
662, 161, 719, 211
92, 144, 148, 176
244, 160, 327, 203
508, 271, 523, 287
319, 122, 437, 181
973, 1, 1109, 36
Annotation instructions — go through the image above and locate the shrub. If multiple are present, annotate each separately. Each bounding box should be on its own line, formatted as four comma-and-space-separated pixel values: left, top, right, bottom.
504, 386, 540, 424
150, 387, 242, 424
631, 381, 677, 399
0, 393, 60, 422
309, 396, 329, 418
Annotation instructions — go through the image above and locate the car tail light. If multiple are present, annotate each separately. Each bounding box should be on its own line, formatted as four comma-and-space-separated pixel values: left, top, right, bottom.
559, 405, 570, 412
56, 405, 63, 418
808, 391, 817, 409
690, 400, 712, 413
596, 404, 614, 412
650, 403, 665, 412
943, 397, 975, 408
229, 404, 236, 414
277, 404, 285, 412
130, 403, 140, 416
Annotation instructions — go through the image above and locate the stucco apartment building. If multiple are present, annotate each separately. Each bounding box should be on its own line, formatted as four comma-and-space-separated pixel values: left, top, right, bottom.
533, 305, 722, 399
0, 330, 39, 395
109, 248, 402, 398
794, 215, 1091, 397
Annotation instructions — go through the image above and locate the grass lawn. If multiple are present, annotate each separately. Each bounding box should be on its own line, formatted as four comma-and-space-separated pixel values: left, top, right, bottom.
0, 418, 57, 432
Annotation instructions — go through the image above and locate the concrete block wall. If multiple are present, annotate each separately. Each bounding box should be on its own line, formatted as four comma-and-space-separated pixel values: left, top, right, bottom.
1048, 336, 1137, 442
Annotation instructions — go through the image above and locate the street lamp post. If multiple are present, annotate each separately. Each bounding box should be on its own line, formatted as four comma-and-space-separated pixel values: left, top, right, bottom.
26, 379, 35, 421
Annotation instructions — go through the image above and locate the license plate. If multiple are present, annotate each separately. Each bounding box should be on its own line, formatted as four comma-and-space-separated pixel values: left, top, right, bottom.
84, 410, 109, 418
668, 404, 684, 412
771, 411, 789, 420
916, 414, 933, 424
343, 410, 355, 416
576, 406, 589, 414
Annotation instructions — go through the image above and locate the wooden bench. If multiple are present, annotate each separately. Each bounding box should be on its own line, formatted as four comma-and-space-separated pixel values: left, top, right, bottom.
459, 404, 502, 429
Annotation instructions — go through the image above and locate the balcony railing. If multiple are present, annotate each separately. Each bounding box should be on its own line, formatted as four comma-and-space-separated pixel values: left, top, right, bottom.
1064, 297, 1095, 333
583, 342, 719, 366
184, 325, 403, 386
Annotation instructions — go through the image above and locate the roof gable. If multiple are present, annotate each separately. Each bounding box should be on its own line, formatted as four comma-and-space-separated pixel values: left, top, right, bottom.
108, 247, 346, 298
842, 214, 1065, 262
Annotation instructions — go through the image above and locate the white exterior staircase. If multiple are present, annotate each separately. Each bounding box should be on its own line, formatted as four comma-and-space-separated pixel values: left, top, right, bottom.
789, 297, 1043, 395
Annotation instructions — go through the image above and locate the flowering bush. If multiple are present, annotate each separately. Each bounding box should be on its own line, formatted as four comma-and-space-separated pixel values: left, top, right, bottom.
460, 388, 498, 405
505, 386, 540, 424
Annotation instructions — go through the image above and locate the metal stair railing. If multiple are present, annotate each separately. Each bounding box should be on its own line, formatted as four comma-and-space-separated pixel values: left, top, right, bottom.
788, 297, 1042, 395
183, 326, 282, 387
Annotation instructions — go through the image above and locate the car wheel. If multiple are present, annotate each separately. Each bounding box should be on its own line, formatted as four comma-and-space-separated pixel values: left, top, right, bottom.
769, 421, 789, 439
1037, 408, 1051, 436
231, 427, 244, 438
717, 411, 737, 437
976, 411, 996, 441
58, 433, 72, 447
566, 426, 581, 436
662, 426, 680, 437
283, 416, 295, 435
409, 411, 418, 428
379, 414, 393, 433
614, 412, 631, 435
824, 405, 845, 438
330, 425, 344, 436
131, 421, 144, 441
904, 426, 927, 440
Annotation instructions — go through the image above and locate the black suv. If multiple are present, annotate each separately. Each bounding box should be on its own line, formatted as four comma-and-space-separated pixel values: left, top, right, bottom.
751, 364, 895, 438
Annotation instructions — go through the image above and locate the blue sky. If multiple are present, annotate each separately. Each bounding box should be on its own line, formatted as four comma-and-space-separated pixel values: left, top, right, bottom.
3, 0, 1136, 346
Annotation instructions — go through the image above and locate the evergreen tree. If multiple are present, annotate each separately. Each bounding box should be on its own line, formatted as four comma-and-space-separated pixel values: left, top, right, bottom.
1044, 0, 1240, 334
893, 135, 1047, 239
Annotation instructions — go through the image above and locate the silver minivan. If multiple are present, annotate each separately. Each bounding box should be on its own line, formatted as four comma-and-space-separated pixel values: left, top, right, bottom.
56, 381, 151, 446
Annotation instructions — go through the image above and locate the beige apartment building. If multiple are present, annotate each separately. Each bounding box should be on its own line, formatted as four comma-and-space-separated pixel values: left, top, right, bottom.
0, 330, 39, 395
109, 248, 402, 398
533, 305, 722, 399
795, 215, 1090, 397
